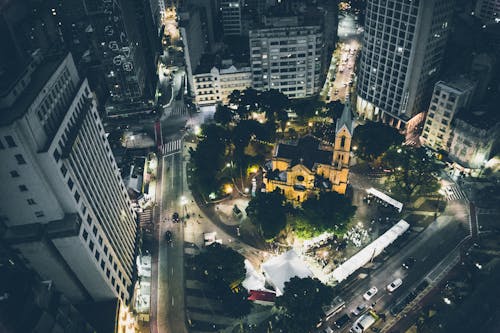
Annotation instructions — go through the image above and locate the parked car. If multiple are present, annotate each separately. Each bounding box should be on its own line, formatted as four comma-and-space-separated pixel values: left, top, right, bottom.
363, 287, 378, 301
172, 212, 180, 223
334, 313, 350, 329
165, 230, 173, 243
402, 257, 416, 269
352, 304, 367, 316
387, 278, 403, 292
323, 327, 334, 333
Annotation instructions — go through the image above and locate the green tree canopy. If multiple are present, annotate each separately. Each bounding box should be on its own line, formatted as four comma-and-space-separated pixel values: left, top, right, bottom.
259, 89, 290, 121
352, 122, 404, 161
193, 243, 246, 285
301, 192, 356, 235
276, 277, 334, 333
192, 243, 252, 318
246, 189, 287, 239
213, 104, 234, 126
326, 100, 345, 120
190, 124, 230, 194
381, 145, 441, 202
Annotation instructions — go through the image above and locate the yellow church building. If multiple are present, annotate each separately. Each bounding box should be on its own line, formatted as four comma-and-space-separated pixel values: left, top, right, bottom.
264, 103, 354, 203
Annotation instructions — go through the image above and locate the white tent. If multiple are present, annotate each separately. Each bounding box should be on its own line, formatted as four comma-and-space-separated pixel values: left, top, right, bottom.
242, 259, 266, 291
261, 250, 313, 296
330, 220, 410, 283
366, 187, 403, 212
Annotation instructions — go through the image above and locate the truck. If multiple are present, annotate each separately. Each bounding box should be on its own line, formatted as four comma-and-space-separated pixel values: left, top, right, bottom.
351, 313, 376, 333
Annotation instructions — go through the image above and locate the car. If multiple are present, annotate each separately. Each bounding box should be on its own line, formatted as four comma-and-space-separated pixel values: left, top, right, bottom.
387, 278, 403, 292
352, 304, 367, 316
334, 313, 350, 329
363, 287, 378, 301
165, 230, 173, 243
172, 212, 180, 223
402, 257, 416, 269
323, 327, 334, 333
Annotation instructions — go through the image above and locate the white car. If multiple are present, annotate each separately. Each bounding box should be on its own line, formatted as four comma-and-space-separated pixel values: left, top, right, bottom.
363, 286, 378, 301
323, 327, 334, 333
387, 278, 403, 292
352, 303, 367, 316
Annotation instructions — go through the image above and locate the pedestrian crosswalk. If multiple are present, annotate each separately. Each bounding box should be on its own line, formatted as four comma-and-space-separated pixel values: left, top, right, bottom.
443, 184, 467, 201
160, 139, 182, 155
168, 104, 188, 118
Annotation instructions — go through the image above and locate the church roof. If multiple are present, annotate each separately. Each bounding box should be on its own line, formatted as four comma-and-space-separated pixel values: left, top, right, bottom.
336, 102, 354, 135
275, 136, 332, 170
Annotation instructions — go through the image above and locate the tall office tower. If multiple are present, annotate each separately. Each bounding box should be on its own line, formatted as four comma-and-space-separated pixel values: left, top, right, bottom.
421, 78, 476, 150
249, 17, 325, 98
356, 0, 454, 129
179, 8, 208, 96
475, 0, 500, 23
0, 52, 138, 304
84, 0, 157, 112
221, 0, 243, 36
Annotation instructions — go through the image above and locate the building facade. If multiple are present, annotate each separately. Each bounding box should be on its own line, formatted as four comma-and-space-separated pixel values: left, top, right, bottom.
265, 104, 353, 203
249, 23, 324, 98
85, 0, 157, 109
193, 64, 252, 106
356, 0, 454, 128
0, 52, 137, 304
421, 78, 476, 151
475, 0, 500, 23
220, 0, 243, 36
448, 111, 500, 171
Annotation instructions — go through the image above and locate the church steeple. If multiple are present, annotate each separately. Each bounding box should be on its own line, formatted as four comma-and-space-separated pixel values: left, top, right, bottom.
335, 101, 354, 136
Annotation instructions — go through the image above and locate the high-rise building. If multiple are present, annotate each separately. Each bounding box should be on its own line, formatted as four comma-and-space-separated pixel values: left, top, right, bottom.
180, 7, 208, 97
249, 17, 324, 98
356, 0, 454, 128
474, 0, 500, 23
220, 0, 243, 36
421, 78, 476, 150
84, 0, 158, 111
0, 52, 138, 304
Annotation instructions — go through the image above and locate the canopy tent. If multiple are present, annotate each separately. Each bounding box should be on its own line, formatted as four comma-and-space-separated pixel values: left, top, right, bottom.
366, 187, 403, 212
330, 220, 410, 283
242, 259, 266, 292
261, 250, 313, 296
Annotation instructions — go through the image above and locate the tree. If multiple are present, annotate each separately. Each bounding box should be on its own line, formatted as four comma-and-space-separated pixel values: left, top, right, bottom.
326, 101, 344, 120
276, 277, 334, 333
214, 104, 234, 126
192, 243, 252, 318
260, 89, 290, 121
381, 146, 441, 202
193, 243, 246, 285
228, 89, 242, 105
352, 122, 404, 161
190, 124, 230, 194
246, 189, 287, 239
240, 87, 260, 112
301, 192, 356, 235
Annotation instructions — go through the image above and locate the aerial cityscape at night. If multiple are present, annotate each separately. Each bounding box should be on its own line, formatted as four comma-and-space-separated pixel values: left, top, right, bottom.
1, 0, 499, 332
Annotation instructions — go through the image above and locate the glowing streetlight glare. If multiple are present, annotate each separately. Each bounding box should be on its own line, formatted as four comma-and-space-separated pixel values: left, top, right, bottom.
443, 297, 451, 305
308, 122, 313, 127
226, 163, 231, 168
244, 187, 249, 193
194, 125, 201, 135
209, 192, 216, 200
223, 184, 233, 194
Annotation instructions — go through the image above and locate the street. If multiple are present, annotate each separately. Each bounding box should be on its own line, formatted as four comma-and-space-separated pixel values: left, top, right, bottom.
319, 199, 470, 332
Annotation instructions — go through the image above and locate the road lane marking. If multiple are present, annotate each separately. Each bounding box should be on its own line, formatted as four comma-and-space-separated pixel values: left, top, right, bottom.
172, 296, 175, 307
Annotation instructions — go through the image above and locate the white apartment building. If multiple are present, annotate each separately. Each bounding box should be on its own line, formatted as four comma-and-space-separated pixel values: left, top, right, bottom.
421, 78, 476, 150
249, 24, 324, 98
356, 0, 454, 128
0, 52, 137, 304
221, 0, 243, 36
193, 64, 252, 106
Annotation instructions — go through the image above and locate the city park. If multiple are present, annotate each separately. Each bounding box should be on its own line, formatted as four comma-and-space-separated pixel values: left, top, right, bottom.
185, 87, 443, 332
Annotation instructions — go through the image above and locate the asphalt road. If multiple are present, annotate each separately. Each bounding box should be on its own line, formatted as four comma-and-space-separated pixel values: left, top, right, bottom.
155, 150, 188, 333
319, 200, 469, 332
